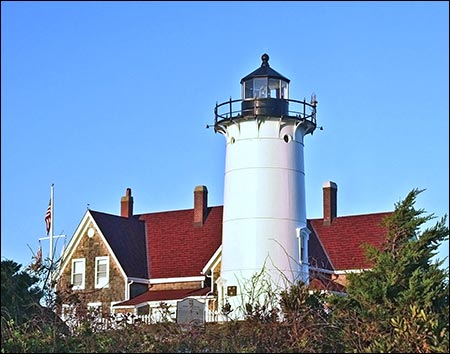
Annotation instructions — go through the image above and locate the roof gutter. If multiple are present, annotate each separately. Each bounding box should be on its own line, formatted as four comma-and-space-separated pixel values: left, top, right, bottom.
128, 277, 151, 284
309, 266, 369, 275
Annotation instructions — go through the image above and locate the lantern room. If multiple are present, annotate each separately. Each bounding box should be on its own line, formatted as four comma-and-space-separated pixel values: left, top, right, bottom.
240, 53, 290, 117
241, 53, 290, 100
213, 53, 317, 137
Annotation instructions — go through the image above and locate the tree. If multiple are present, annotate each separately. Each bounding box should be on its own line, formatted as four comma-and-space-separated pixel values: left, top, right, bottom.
329, 188, 449, 352
1, 259, 43, 326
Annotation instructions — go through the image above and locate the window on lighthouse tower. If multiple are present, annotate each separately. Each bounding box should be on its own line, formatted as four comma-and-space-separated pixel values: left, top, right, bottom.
296, 227, 310, 266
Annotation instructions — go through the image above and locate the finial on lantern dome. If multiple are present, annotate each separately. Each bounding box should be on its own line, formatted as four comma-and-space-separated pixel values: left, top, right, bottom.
261, 53, 269, 66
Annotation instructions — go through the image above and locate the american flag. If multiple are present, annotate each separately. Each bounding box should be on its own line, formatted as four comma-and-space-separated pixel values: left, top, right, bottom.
45, 200, 51, 234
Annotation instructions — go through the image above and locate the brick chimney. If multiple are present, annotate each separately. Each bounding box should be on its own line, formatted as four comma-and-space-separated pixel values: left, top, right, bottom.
193, 185, 208, 227
121, 188, 133, 218
323, 181, 337, 226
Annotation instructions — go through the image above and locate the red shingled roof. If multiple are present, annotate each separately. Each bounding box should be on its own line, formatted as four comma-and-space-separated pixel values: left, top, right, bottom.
138, 206, 223, 279
91, 199, 391, 289
309, 212, 392, 271
115, 287, 211, 306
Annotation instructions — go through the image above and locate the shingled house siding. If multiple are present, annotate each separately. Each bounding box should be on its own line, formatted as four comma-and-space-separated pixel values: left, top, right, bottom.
150, 281, 203, 291
334, 274, 350, 287
60, 228, 126, 311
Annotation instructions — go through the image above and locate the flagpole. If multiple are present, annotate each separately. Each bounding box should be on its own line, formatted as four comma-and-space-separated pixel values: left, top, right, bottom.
50, 183, 54, 262
39, 183, 65, 286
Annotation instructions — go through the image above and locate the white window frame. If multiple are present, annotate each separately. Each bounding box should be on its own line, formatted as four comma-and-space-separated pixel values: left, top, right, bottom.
87, 302, 102, 312
71, 258, 86, 290
61, 303, 78, 329
95, 256, 110, 289
61, 303, 75, 321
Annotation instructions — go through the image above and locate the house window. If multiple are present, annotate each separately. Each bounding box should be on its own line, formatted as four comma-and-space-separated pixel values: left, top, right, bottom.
87, 302, 102, 316
95, 256, 109, 288
61, 304, 74, 321
72, 258, 85, 290
61, 304, 78, 329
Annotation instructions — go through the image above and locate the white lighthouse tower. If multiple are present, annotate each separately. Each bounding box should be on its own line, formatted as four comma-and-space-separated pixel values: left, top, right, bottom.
214, 54, 317, 317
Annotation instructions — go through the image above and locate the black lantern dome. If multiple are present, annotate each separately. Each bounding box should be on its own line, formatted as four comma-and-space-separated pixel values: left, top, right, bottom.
213, 54, 317, 136
240, 54, 290, 90
240, 54, 290, 117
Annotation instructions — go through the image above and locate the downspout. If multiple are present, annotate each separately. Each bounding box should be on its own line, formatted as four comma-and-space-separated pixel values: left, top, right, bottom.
203, 271, 215, 322
128, 280, 137, 315
302, 228, 310, 285
296, 227, 302, 279
127, 280, 134, 300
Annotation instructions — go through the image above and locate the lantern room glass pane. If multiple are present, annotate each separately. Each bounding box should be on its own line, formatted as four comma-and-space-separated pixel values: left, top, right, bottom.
269, 78, 280, 98
254, 78, 268, 98
244, 79, 254, 99
281, 80, 289, 99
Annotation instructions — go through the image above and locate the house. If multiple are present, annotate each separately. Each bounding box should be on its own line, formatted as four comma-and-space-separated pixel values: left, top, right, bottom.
55, 182, 392, 322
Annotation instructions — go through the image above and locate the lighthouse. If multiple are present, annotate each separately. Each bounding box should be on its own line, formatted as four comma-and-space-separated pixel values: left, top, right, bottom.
214, 54, 317, 317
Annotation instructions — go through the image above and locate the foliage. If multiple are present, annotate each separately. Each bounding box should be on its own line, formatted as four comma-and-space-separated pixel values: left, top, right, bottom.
1, 260, 43, 326
280, 280, 341, 352
329, 188, 449, 353
238, 265, 281, 322
1, 188, 448, 352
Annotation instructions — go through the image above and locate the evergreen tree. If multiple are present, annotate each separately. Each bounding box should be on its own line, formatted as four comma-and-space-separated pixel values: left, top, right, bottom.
1, 259, 43, 326
329, 188, 449, 352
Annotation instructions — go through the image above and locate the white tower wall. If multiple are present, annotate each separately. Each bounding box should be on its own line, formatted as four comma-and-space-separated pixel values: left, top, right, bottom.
220, 118, 309, 299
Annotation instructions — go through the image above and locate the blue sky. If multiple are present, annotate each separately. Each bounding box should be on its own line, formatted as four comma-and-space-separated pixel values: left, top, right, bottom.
2, 1, 449, 270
